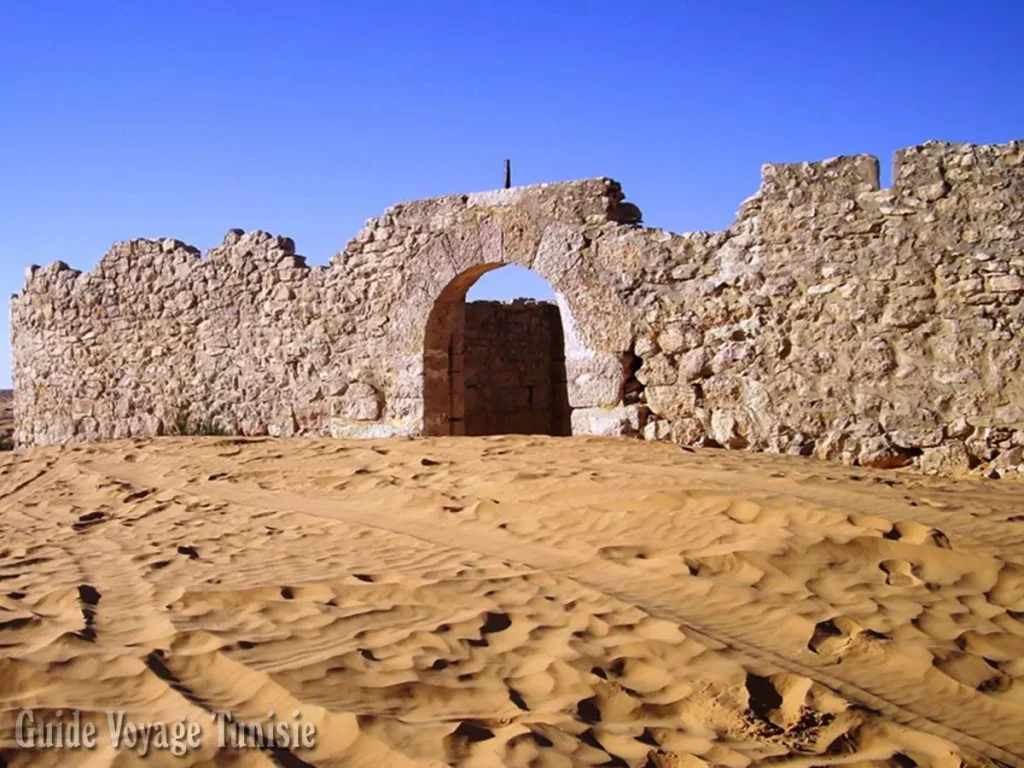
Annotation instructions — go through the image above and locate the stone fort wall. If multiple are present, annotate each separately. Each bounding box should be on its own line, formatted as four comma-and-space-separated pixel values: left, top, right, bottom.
11, 140, 1024, 475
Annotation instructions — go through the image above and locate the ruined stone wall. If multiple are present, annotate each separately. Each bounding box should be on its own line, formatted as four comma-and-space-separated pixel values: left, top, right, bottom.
620, 141, 1024, 475
12, 140, 1024, 476
12, 178, 633, 447
462, 300, 569, 436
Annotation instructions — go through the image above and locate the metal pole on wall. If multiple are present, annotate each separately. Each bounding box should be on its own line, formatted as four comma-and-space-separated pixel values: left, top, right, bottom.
504, 159, 511, 189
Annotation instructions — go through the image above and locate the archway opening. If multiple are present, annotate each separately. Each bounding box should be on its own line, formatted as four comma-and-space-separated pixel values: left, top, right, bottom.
424, 265, 571, 437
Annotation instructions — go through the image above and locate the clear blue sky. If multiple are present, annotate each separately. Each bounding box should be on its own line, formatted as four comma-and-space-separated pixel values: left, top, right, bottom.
2, 2, 1021, 387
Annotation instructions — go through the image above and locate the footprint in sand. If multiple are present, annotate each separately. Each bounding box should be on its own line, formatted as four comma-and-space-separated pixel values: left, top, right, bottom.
883, 521, 953, 549
806, 615, 888, 659
879, 559, 924, 588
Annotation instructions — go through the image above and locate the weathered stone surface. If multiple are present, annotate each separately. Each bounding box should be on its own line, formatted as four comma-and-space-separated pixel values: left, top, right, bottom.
565, 353, 627, 408
993, 445, 1024, 472
658, 324, 702, 355
341, 382, 381, 421
635, 354, 676, 387
11, 141, 1024, 477
920, 442, 973, 476
678, 347, 709, 382
643, 418, 671, 441
570, 405, 642, 437
710, 409, 749, 449
461, 300, 570, 436
646, 384, 698, 422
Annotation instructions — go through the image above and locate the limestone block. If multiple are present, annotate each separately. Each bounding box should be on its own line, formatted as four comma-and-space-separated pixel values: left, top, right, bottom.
341, 382, 381, 421
635, 353, 677, 387
555, 258, 633, 353
634, 336, 659, 358
668, 417, 704, 446
920, 442, 973, 475
994, 445, 1024, 471
566, 354, 626, 408
890, 426, 945, 450
532, 223, 585, 285
678, 347, 709, 382
646, 384, 698, 421
387, 397, 423, 422
267, 412, 297, 438
643, 418, 671, 441
858, 437, 913, 469
710, 409, 748, 449
987, 274, 1024, 293
659, 323, 702, 354
570, 405, 640, 437
710, 342, 753, 375
328, 420, 417, 439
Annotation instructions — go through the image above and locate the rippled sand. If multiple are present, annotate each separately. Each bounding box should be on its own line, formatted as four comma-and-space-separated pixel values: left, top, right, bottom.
0, 436, 1022, 767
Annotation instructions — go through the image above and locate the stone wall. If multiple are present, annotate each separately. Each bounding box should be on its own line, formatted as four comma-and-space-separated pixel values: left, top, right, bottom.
12, 140, 1024, 476
462, 300, 570, 437
623, 142, 1024, 476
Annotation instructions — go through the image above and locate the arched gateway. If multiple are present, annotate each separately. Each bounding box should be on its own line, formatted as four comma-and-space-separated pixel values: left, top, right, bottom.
11, 177, 645, 446
423, 267, 572, 436
382, 182, 641, 437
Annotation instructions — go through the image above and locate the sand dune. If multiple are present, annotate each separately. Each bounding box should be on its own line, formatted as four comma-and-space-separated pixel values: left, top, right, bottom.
0, 436, 1022, 767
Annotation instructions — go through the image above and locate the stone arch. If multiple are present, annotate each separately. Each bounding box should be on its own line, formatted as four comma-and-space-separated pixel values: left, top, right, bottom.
394, 198, 637, 437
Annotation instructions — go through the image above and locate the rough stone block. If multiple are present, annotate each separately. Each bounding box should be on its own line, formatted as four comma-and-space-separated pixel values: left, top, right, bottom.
342, 382, 381, 421
710, 409, 748, 449
566, 353, 626, 408
570, 405, 639, 437
532, 222, 585, 285
659, 323, 702, 355
328, 419, 416, 439
636, 353, 677, 386
920, 442, 972, 475
646, 384, 698, 421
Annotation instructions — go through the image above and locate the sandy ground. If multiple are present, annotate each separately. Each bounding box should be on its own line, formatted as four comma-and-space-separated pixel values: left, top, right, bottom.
0, 435, 1022, 768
